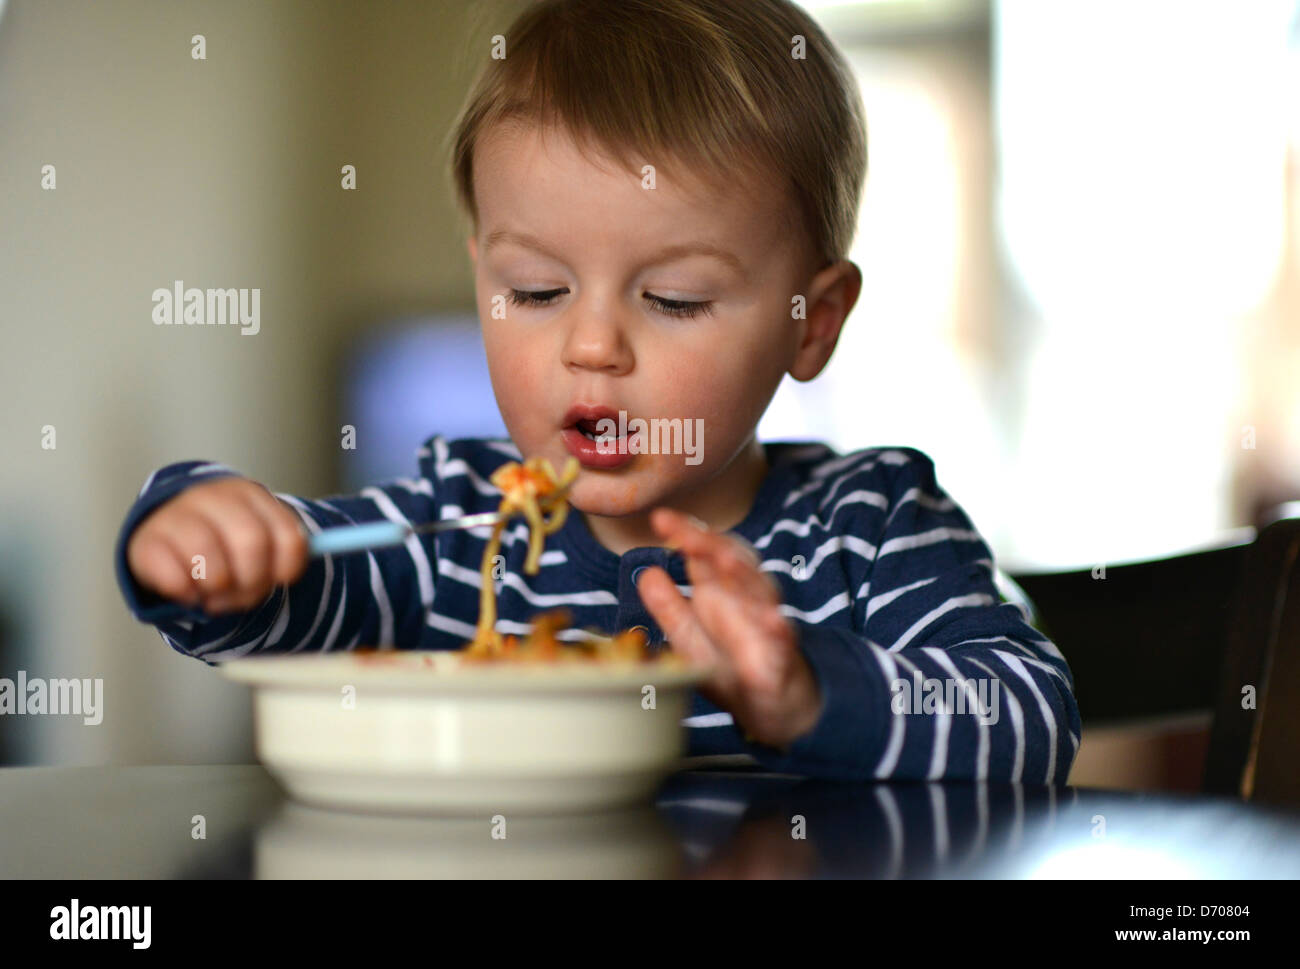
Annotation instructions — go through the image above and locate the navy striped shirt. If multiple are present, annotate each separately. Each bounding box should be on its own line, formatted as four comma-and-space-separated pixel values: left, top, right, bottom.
114, 435, 1081, 783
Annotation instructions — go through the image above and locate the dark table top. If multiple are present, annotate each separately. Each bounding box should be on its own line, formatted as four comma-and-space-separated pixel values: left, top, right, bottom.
3, 764, 1300, 878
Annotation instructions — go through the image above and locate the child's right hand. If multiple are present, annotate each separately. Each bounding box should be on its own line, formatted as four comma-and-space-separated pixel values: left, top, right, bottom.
126, 478, 309, 615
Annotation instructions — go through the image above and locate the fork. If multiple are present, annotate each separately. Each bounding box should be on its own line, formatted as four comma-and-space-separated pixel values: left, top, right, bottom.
307, 511, 509, 558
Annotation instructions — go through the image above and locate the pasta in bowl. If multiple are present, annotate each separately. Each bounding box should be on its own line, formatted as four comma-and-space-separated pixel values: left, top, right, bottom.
221, 457, 708, 815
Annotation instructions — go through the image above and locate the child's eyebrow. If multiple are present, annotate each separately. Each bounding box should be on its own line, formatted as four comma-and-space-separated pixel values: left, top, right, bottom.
484, 229, 750, 283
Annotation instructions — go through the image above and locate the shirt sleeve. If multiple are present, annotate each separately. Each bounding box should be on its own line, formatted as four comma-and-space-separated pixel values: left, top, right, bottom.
744, 450, 1082, 784
114, 459, 439, 664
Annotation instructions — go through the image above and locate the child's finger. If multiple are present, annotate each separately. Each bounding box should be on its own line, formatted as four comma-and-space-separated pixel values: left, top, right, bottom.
651, 510, 725, 589
652, 508, 749, 579
650, 506, 757, 578
165, 509, 235, 596
634, 564, 707, 652
653, 507, 778, 606
710, 539, 781, 606
243, 490, 310, 585
649, 507, 715, 556
128, 530, 200, 606
635, 566, 716, 668
682, 548, 719, 587
195, 502, 274, 605
692, 593, 785, 675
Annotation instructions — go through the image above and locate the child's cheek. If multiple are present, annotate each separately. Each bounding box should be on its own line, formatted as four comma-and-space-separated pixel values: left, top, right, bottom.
665, 371, 754, 454
482, 336, 532, 427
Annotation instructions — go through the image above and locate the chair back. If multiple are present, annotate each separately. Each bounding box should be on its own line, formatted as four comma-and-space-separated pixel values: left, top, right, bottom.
1009, 518, 1300, 807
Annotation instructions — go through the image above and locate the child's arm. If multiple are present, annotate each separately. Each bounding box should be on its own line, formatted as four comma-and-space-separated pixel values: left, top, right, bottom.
115, 459, 438, 663
641, 452, 1081, 784
824, 450, 1080, 783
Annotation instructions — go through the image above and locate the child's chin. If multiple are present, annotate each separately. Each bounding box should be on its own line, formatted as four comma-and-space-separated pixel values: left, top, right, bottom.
568, 481, 655, 518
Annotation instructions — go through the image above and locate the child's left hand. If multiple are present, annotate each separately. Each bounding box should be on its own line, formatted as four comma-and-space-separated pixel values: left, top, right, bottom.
636, 507, 823, 750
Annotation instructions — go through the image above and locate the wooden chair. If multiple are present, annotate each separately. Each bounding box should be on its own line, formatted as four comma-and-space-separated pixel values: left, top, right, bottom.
1204, 513, 1300, 806
1003, 513, 1300, 809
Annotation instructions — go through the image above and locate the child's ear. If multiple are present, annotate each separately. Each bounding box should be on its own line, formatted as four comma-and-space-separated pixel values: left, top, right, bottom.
789, 260, 862, 382
467, 235, 479, 266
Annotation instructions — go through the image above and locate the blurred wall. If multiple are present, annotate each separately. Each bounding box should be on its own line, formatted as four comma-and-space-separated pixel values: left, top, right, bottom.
0, 0, 516, 764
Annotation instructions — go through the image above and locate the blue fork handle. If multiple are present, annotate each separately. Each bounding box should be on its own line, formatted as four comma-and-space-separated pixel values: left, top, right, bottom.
308, 520, 410, 557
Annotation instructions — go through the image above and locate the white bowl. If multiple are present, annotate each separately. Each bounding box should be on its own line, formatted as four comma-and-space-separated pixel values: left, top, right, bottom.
221, 650, 708, 816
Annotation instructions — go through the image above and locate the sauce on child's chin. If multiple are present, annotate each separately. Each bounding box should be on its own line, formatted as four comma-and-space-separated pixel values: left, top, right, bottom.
567, 452, 741, 527
569, 478, 648, 519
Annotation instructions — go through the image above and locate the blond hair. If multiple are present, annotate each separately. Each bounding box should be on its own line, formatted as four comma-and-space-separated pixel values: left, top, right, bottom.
448, 0, 868, 270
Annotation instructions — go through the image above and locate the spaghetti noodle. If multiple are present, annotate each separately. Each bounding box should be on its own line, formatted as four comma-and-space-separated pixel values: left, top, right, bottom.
466, 456, 576, 656
461, 456, 668, 664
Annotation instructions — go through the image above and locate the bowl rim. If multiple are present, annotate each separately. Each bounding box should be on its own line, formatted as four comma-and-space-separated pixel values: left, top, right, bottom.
219, 650, 711, 693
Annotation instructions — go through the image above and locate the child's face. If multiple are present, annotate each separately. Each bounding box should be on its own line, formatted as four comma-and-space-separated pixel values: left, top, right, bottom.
468, 120, 819, 520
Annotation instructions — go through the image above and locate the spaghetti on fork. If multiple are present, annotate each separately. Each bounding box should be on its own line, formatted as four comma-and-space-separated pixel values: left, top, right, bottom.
465, 456, 573, 656
461, 455, 670, 664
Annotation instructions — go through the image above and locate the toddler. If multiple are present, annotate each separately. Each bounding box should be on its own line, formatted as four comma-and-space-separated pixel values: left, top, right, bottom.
116, 0, 1080, 782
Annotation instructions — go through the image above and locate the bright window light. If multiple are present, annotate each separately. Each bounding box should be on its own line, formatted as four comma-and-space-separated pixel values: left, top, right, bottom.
996, 0, 1295, 567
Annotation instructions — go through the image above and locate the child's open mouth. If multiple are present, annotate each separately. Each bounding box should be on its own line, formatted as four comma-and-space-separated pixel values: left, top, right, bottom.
574, 419, 613, 443
561, 405, 638, 470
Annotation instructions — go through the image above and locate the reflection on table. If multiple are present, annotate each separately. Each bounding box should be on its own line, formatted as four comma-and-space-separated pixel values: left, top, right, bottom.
3, 765, 1299, 878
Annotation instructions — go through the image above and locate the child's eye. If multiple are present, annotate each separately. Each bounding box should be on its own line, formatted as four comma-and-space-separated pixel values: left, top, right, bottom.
645, 293, 713, 318
505, 288, 713, 319
508, 288, 566, 308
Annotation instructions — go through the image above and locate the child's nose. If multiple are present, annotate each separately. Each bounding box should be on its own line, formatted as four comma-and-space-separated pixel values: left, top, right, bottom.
561, 313, 634, 375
